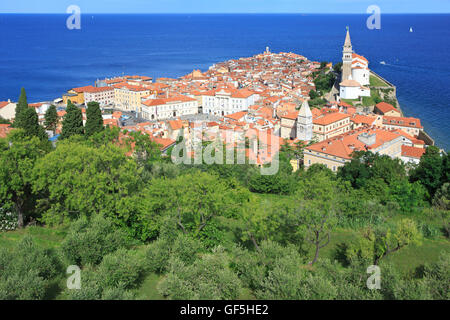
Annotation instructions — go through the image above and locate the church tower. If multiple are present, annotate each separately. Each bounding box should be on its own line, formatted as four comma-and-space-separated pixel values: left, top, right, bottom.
297, 99, 313, 141
342, 27, 353, 81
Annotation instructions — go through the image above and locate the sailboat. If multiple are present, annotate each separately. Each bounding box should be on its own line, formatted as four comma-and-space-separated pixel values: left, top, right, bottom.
410, 27, 413, 33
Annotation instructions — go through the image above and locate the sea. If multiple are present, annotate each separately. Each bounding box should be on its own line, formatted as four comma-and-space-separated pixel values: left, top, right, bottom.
0, 14, 449, 149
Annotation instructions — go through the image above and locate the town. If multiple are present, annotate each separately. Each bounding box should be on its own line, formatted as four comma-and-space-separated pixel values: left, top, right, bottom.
0, 29, 436, 170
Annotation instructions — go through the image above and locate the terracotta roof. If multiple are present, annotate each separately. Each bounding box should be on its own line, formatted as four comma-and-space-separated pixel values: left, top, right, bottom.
375, 102, 398, 114
224, 111, 247, 121
151, 137, 176, 151
0, 124, 12, 138
383, 116, 423, 129
0, 101, 11, 109
306, 127, 402, 159
281, 111, 299, 120
352, 53, 368, 63
340, 79, 361, 87
351, 114, 377, 125
168, 119, 183, 130
314, 112, 350, 125
401, 145, 425, 159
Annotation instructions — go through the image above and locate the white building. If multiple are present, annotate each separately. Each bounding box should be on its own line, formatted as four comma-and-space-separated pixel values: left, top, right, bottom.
141, 95, 198, 121
339, 28, 371, 100
84, 86, 115, 107
0, 100, 17, 120
340, 78, 371, 100
201, 88, 259, 116
296, 99, 313, 141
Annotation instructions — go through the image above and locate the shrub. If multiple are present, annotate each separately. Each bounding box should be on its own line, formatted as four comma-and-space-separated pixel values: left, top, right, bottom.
158, 247, 242, 300
61, 215, 130, 266
0, 236, 61, 300
97, 248, 145, 289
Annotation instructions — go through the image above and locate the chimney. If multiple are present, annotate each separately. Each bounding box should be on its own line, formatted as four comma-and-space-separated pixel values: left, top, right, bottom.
8, 99, 11, 103
357, 132, 376, 146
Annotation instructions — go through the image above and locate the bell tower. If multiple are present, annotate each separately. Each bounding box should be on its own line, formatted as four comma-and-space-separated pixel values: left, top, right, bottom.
342, 27, 353, 81
297, 99, 313, 141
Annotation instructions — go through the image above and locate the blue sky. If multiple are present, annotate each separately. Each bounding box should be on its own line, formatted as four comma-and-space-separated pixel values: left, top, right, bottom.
1, 0, 449, 13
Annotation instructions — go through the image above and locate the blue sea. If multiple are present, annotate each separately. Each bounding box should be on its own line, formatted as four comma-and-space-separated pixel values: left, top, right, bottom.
0, 14, 449, 149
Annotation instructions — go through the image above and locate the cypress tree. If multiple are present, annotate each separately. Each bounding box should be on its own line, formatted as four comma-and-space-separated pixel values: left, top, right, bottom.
61, 100, 84, 139
21, 107, 47, 139
14, 87, 29, 128
44, 104, 58, 134
13, 87, 47, 139
85, 101, 104, 136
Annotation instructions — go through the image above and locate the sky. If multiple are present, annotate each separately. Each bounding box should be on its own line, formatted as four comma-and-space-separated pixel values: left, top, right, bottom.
0, 0, 449, 14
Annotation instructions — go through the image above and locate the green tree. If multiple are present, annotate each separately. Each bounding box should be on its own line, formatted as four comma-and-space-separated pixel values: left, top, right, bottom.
32, 140, 142, 228
85, 101, 104, 136
145, 172, 249, 244
13, 87, 29, 129
374, 219, 422, 265
333, 62, 343, 74
20, 106, 47, 140
61, 100, 84, 139
0, 116, 11, 125
44, 104, 58, 134
410, 146, 443, 199
296, 171, 339, 264
0, 129, 48, 228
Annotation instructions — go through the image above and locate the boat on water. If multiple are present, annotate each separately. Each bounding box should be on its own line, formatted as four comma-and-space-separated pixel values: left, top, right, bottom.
410, 27, 413, 32
380, 61, 386, 65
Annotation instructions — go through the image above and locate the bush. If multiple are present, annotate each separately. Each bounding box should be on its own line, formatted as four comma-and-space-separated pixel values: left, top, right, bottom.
0, 236, 61, 300
61, 215, 130, 266
158, 247, 242, 300
422, 251, 450, 299
66, 248, 144, 300
145, 233, 205, 274
97, 248, 145, 289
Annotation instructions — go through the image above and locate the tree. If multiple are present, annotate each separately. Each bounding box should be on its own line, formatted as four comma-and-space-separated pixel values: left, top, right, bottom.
145, 172, 248, 244
0, 129, 48, 228
85, 101, 104, 136
373, 219, 421, 265
13, 87, 29, 129
32, 140, 142, 228
333, 62, 343, 74
308, 90, 319, 100
44, 105, 58, 134
20, 106, 47, 140
61, 100, 84, 139
410, 146, 443, 199
296, 171, 339, 265
0, 116, 11, 125
12, 88, 47, 140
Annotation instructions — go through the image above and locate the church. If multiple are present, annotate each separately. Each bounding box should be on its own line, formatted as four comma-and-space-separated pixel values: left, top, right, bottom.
339, 28, 371, 100
280, 99, 313, 141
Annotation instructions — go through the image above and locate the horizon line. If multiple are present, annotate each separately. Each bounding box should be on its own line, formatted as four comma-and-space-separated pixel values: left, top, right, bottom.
1, 12, 449, 15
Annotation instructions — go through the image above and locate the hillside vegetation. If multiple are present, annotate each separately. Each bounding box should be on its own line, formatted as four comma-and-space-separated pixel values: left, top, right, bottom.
1, 126, 449, 300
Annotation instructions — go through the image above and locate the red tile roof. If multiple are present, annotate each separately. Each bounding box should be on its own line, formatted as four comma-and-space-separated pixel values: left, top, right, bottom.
375, 102, 398, 114
401, 145, 426, 159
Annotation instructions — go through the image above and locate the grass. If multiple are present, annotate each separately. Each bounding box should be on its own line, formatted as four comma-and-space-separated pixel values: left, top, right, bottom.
0, 225, 66, 250
369, 75, 388, 87
362, 96, 376, 107
135, 273, 165, 300
341, 99, 359, 106
382, 237, 450, 276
